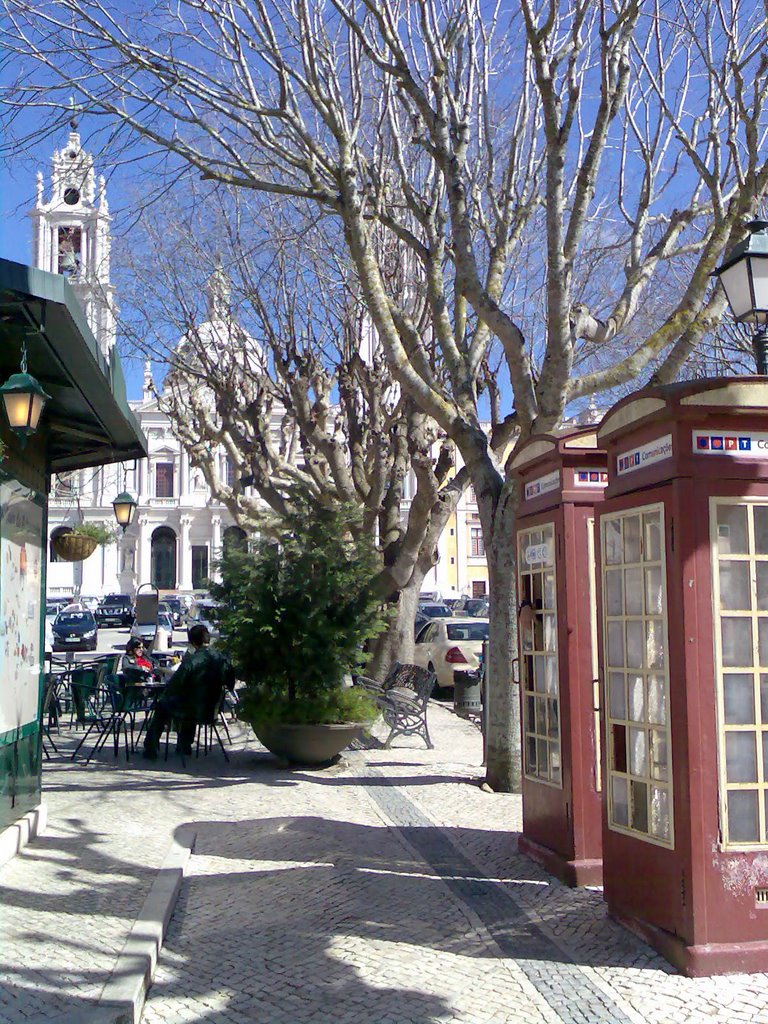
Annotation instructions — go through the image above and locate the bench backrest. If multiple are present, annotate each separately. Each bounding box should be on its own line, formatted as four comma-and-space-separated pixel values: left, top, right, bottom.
383, 662, 436, 698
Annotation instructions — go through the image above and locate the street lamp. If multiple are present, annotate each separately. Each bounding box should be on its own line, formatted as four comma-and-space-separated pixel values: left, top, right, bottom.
112, 491, 138, 532
0, 339, 50, 447
713, 219, 768, 373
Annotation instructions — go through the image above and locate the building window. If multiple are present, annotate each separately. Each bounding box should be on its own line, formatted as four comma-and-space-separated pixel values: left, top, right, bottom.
155, 462, 174, 498
151, 527, 177, 590
468, 486, 477, 505
518, 523, 560, 787
224, 456, 235, 489
712, 499, 768, 847
602, 504, 672, 847
192, 545, 209, 590
470, 527, 485, 558
52, 472, 77, 499
472, 581, 486, 599
57, 226, 82, 276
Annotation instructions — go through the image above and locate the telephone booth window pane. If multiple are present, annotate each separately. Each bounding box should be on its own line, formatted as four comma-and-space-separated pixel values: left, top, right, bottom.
605, 570, 623, 615
724, 674, 755, 724
755, 506, 768, 554
612, 777, 629, 826
604, 520, 622, 564
626, 621, 643, 669
645, 567, 663, 615
630, 781, 649, 832
543, 572, 555, 610
728, 791, 759, 843
607, 622, 624, 666
647, 675, 666, 724
720, 562, 751, 611
601, 503, 673, 847
625, 568, 643, 615
650, 730, 668, 780
624, 516, 641, 563
757, 563, 768, 610
721, 618, 752, 667
629, 728, 647, 775
651, 786, 670, 840
609, 673, 626, 718
717, 505, 749, 555
713, 499, 768, 847
644, 512, 661, 562
628, 675, 645, 721
645, 620, 664, 669
726, 732, 758, 783
518, 522, 561, 787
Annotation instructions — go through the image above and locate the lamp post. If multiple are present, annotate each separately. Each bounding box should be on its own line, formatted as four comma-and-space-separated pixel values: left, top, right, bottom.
112, 490, 138, 532
713, 219, 768, 373
0, 339, 50, 446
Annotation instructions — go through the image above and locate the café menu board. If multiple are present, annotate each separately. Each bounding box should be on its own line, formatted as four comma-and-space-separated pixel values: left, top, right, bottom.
0, 479, 44, 741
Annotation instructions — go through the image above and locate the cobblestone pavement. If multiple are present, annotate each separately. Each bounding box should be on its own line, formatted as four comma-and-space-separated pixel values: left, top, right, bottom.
3, 704, 768, 1022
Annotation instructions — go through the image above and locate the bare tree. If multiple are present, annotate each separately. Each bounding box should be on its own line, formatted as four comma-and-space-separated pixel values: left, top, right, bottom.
119, 197, 468, 677
3, 0, 768, 790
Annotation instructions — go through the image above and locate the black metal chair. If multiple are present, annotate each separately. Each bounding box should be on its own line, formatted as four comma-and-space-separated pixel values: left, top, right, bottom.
72, 673, 142, 763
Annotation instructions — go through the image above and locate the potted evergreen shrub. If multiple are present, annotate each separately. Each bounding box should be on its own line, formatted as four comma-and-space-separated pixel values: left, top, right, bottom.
211, 494, 387, 765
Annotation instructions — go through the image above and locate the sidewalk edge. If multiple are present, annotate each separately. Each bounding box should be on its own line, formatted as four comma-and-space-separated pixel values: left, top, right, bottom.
99, 824, 197, 1024
0, 803, 47, 870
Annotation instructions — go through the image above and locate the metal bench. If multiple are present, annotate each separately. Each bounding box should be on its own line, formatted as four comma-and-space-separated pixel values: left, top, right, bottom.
353, 662, 437, 749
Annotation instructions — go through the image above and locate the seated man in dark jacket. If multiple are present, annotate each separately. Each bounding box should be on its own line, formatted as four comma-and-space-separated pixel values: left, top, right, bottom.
143, 623, 235, 759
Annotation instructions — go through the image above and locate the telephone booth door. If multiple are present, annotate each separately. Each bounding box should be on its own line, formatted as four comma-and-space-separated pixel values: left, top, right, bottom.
597, 378, 768, 976
513, 430, 607, 886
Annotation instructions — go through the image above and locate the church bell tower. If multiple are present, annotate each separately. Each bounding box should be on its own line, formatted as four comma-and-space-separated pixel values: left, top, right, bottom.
30, 104, 117, 359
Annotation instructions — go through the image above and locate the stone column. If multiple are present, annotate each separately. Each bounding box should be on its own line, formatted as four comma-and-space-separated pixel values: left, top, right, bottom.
137, 514, 152, 587
211, 514, 222, 582
179, 514, 193, 592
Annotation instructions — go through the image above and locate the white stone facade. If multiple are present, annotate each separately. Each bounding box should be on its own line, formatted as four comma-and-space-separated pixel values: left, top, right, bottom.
46, 366, 246, 600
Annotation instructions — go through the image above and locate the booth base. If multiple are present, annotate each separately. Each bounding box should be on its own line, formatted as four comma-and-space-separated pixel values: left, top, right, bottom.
517, 833, 602, 887
610, 904, 768, 977
0, 803, 47, 870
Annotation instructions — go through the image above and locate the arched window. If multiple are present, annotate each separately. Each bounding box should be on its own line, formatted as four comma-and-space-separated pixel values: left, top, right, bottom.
151, 526, 177, 590
223, 525, 248, 556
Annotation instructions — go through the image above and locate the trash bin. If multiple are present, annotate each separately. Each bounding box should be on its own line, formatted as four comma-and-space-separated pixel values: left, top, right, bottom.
454, 669, 483, 717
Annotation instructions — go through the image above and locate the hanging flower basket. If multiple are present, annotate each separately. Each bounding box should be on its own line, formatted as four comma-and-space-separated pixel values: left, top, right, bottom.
52, 532, 99, 562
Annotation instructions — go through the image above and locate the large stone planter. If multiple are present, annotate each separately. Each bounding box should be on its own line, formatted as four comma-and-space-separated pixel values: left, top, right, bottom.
51, 532, 99, 561
253, 721, 367, 765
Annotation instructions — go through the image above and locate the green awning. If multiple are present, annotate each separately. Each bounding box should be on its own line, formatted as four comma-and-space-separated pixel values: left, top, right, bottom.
0, 258, 147, 471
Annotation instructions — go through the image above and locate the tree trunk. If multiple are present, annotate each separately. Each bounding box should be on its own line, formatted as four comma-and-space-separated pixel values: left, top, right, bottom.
367, 567, 427, 680
481, 487, 522, 792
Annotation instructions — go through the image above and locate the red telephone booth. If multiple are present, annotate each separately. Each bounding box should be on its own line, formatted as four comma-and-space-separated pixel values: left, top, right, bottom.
513, 428, 608, 886
597, 378, 768, 975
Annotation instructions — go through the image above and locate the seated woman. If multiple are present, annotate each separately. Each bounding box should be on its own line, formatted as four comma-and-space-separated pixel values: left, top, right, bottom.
121, 638, 155, 684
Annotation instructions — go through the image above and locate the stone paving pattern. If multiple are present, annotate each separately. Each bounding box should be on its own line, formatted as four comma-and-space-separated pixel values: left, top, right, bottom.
2, 704, 768, 1022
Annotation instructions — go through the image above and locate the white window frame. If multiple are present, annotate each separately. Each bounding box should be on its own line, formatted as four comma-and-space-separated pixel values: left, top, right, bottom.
518, 521, 562, 789
710, 496, 768, 850
601, 501, 674, 849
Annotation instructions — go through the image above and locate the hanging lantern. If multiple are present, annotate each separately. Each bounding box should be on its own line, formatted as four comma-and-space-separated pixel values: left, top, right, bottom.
112, 490, 138, 532
713, 220, 768, 373
0, 340, 50, 447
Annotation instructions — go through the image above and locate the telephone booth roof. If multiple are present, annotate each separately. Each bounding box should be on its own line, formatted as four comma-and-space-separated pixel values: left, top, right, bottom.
0, 258, 147, 471
512, 427, 608, 514
598, 377, 768, 443
597, 377, 768, 497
